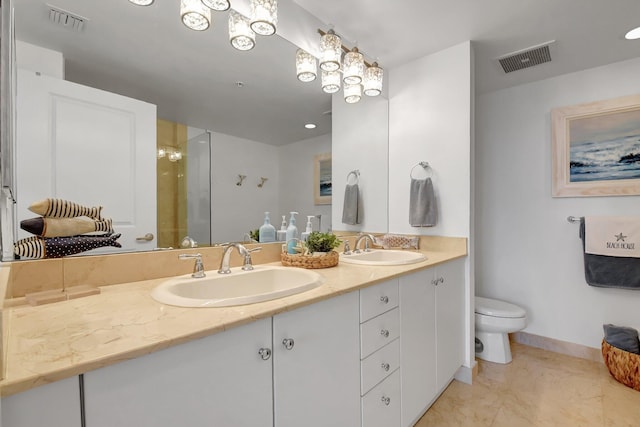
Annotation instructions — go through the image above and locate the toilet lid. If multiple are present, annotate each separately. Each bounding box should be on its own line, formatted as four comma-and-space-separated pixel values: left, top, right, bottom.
475, 296, 526, 318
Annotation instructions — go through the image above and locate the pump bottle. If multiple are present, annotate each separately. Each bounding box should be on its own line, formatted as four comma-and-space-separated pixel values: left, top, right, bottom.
301, 215, 314, 241
258, 212, 276, 243
285, 212, 299, 253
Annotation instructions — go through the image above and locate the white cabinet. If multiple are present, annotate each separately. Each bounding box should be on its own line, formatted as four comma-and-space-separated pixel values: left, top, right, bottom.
84, 318, 273, 427
273, 291, 360, 427
1, 376, 82, 427
400, 258, 465, 427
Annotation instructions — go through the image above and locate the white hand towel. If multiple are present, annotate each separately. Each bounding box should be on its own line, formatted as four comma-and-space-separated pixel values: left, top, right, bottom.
409, 178, 437, 227
585, 216, 640, 258
342, 184, 362, 225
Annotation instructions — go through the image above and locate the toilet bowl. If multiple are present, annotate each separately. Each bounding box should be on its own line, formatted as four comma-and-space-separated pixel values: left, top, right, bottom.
475, 296, 527, 364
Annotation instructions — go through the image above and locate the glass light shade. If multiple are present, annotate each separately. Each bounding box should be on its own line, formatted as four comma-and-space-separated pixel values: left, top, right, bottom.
295, 49, 317, 82
201, 0, 230, 11
181, 0, 211, 31
129, 0, 154, 5
321, 70, 341, 94
344, 83, 362, 104
168, 150, 183, 162
343, 48, 364, 84
363, 63, 383, 96
229, 11, 256, 51
320, 31, 341, 71
157, 147, 167, 159
250, 0, 277, 36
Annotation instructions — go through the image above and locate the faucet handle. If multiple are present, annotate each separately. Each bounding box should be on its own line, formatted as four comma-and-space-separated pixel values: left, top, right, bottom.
241, 247, 262, 271
179, 253, 206, 278
343, 241, 352, 255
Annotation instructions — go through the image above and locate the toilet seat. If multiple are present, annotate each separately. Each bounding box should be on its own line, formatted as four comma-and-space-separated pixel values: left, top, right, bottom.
475, 296, 525, 318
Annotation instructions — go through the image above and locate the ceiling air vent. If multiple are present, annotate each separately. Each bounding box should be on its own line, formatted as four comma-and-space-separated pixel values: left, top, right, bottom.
497, 40, 555, 73
48, 5, 87, 32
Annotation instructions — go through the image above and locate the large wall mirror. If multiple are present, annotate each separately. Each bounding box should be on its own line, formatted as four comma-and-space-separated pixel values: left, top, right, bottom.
2, 0, 336, 261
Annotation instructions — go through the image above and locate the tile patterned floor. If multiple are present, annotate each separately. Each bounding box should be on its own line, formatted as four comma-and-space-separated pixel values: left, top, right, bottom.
416, 343, 640, 426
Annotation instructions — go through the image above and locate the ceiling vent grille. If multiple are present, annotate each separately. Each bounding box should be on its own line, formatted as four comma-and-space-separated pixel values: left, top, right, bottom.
497, 41, 555, 73
48, 6, 87, 32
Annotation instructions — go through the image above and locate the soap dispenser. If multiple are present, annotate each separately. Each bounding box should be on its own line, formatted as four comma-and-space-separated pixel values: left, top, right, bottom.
285, 212, 299, 253
301, 215, 314, 241
258, 212, 276, 243
277, 215, 287, 241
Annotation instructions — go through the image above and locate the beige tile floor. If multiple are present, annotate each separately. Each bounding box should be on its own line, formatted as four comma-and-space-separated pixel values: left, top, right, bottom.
416, 343, 640, 426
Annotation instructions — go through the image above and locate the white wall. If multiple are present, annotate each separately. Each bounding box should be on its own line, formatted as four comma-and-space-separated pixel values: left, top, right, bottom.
476, 56, 640, 349
210, 132, 280, 243
278, 134, 332, 232
388, 42, 472, 238
15, 41, 64, 78
332, 94, 389, 233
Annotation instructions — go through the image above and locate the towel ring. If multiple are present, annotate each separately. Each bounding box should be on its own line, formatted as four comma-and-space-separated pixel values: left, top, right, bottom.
347, 170, 360, 185
410, 162, 432, 179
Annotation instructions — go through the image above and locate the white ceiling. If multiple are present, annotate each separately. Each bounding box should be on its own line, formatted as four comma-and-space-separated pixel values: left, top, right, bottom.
14, 0, 640, 146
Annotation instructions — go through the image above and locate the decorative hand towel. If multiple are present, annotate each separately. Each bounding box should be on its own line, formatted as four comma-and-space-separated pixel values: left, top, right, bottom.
580, 218, 640, 289
585, 216, 640, 258
409, 178, 437, 227
342, 184, 362, 225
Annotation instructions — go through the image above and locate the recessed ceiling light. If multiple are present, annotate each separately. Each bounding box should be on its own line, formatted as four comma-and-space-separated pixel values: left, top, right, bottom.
304, 123, 317, 129
625, 26, 640, 40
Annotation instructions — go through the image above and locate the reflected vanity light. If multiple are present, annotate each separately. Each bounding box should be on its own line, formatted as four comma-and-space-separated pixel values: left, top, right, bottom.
129, 0, 155, 5
201, 0, 231, 11
229, 10, 256, 51
319, 30, 341, 72
296, 49, 317, 82
343, 48, 364, 84
250, 0, 278, 36
344, 83, 362, 104
181, 0, 211, 31
321, 70, 341, 94
363, 63, 383, 96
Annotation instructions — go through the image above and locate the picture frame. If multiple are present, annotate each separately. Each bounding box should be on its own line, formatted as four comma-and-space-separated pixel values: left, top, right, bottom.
314, 153, 332, 205
551, 93, 640, 197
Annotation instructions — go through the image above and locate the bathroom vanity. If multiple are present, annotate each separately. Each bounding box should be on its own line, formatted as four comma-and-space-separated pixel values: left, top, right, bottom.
0, 240, 467, 427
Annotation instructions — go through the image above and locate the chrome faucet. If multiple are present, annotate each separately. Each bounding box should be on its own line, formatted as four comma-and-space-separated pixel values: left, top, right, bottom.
343, 240, 352, 255
179, 253, 205, 278
218, 243, 262, 274
354, 234, 376, 253
180, 236, 198, 248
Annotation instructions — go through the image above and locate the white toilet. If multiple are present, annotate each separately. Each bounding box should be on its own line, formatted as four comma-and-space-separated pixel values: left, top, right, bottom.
475, 296, 527, 364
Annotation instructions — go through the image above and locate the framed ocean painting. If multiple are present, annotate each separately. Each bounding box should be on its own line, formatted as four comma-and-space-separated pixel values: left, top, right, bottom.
314, 153, 332, 205
552, 94, 640, 197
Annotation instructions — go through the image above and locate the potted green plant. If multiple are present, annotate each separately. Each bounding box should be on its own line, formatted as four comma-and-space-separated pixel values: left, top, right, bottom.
305, 232, 342, 254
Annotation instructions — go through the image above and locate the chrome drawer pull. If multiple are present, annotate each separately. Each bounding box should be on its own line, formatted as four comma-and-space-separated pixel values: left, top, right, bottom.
380, 295, 389, 304
258, 348, 271, 360
381, 362, 390, 372
381, 396, 391, 406
380, 329, 390, 338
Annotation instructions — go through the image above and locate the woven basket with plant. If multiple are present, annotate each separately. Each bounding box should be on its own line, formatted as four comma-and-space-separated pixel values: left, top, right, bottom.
281, 232, 341, 269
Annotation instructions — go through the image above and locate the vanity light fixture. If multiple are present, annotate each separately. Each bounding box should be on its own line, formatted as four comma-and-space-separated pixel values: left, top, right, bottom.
229, 10, 256, 51
625, 26, 640, 40
343, 48, 364, 84
295, 49, 317, 82
128, 0, 155, 5
201, 0, 231, 11
344, 83, 362, 104
250, 0, 278, 36
181, 0, 211, 31
363, 62, 383, 97
321, 70, 341, 93
319, 30, 342, 71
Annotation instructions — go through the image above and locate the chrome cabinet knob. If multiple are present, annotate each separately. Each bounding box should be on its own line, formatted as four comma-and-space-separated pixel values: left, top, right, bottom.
282, 338, 295, 350
258, 348, 271, 360
381, 396, 391, 406
380, 329, 390, 338
381, 362, 390, 372
380, 295, 389, 304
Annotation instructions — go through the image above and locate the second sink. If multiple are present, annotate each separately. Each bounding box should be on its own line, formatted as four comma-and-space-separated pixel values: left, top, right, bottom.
151, 265, 324, 308
340, 249, 426, 266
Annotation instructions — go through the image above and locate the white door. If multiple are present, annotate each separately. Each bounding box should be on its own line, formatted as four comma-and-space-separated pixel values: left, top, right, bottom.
16, 69, 157, 254
273, 291, 361, 427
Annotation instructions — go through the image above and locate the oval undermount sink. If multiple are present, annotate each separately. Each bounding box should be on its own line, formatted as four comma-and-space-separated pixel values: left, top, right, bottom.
340, 249, 426, 266
151, 265, 324, 308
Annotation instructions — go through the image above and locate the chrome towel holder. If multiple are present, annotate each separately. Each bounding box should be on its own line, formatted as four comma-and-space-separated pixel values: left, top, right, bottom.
410, 161, 432, 179
347, 170, 360, 185
567, 216, 584, 223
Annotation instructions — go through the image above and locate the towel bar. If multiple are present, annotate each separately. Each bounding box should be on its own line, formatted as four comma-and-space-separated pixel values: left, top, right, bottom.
410, 161, 432, 179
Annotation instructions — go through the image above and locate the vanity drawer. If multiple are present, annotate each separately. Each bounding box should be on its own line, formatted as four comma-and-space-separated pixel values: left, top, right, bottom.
361, 370, 400, 427
360, 308, 399, 359
361, 338, 399, 396
360, 279, 398, 323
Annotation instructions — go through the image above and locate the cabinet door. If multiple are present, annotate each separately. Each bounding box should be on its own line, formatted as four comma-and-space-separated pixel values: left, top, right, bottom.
84, 318, 273, 427
399, 268, 436, 427
1, 376, 82, 427
435, 258, 466, 392
273, 291, 360, 427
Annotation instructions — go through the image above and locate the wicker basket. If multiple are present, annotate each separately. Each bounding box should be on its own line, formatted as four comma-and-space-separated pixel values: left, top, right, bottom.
602, 339, 640, 391
281, 250, 339, 269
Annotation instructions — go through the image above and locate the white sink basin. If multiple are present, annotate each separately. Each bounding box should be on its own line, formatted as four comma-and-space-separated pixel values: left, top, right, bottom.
151, 265, 324, 308
340, 249, 426, 266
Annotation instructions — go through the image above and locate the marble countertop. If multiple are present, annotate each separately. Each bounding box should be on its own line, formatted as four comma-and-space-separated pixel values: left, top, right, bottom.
1, 246, 466, 397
